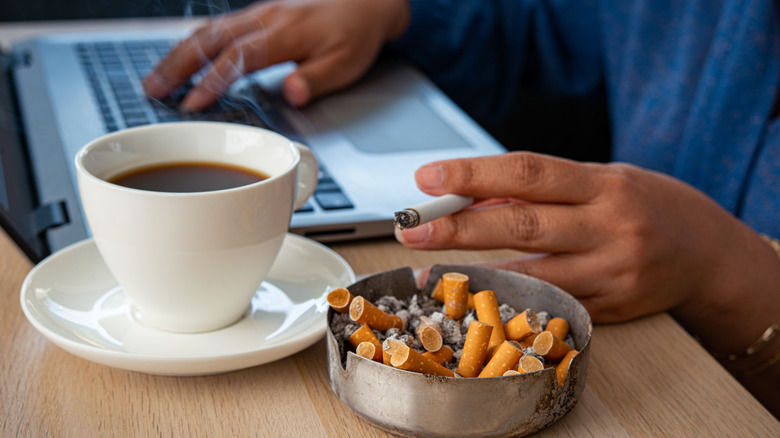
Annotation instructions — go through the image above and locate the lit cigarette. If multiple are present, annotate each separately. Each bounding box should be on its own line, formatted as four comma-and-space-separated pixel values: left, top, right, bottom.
394, 194, 473, 229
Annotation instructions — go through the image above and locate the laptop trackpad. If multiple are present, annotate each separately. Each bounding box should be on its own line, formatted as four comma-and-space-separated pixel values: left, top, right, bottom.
314, 95, 472, 154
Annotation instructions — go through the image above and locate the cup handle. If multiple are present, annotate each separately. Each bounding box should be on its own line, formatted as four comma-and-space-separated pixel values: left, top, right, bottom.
293, 142, 318, 211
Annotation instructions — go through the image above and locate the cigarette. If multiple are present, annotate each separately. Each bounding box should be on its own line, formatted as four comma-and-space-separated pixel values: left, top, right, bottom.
326, 287, 354, 313
423, 345, 454, 365
532, 330, 574, 362
502, 370, 522, 376
457, 320, 494, 378
390, 344, 455, 377
518, 355, 544, 373
415, 315, 444, 352
348, 324, 383, 361
442, 272, 469, 320
431, 278, 475, 310
349, 296, 404, 331
556, 350, 579, 386
382, 338, 408, 365
473, 290, 507, 359
546, 317, 570, 341
504, 309, 542, 341
479, 340, 524, 378
356, 341, 382, 362
394, 194, 473, 229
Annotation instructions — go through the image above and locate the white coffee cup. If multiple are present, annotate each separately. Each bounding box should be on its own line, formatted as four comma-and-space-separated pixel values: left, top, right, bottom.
75, 122, 318, 333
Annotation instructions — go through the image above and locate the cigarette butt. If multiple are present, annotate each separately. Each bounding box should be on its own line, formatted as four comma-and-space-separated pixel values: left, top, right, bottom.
473, 290, 507, 358
457, 320, 494, 378
442, 272, 469, 320
348, 325, 383, 361
532, 330, 574, 362
415, 316, 444, 352
349, 296, 403, 331
518, 355, 544, 373
326, 287, 353, 313
556, 350, 579, 386
390, 344, 455, 377
479, 340, 524, 378
519, 333, 540, 349
423, 345, 455, 365
504, 309, 542, 341
432, 278, 475, 310
356, 341, 382, 362
503, 370, 522, 376
382, 338, 407, 366
546, 317, 570, 341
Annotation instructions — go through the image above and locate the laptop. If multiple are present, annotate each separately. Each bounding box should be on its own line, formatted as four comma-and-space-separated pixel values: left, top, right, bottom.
0, 25, 506, 263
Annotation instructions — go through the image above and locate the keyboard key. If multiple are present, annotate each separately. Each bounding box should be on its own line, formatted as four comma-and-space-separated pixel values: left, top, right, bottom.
314, 192, 354, 210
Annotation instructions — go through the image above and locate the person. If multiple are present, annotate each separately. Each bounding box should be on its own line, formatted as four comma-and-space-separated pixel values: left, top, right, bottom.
144, 0, 780, 416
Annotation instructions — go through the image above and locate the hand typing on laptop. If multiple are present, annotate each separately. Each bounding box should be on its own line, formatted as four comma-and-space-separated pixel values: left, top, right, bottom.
143, 0, 410, 110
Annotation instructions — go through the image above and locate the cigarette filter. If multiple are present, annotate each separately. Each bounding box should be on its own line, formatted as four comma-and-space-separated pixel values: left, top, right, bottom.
423, 345, 454, 365
532, 331, 574, 362
504, 309, 542, 341
348, 324, 383, 356
390, 344, 455, 377
349, 296, 404, 331
327, 287, 354, 314
502, 370, 522, 376
356, 341, 382, 362
442, 272, 469, 320
556, 350, 579, 386
431, 279, 475, 310
382, 338, 408, 366
415, 316, 443, 352
457, 320, 494, 378
474, 290, 507, 357
518, 355, 544, 374
546, 317, 570, 341
479, 340, 524, 378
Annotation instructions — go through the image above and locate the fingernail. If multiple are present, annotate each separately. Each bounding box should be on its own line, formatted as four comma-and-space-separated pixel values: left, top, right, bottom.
415, 165, 444, 190
283, 74, 310, 107
181, 88, 211, 112
399, 223, 431, 244
142, 73, 166, 97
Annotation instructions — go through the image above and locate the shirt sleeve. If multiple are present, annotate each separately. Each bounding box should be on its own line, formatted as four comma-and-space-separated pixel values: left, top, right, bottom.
387, 0, 605, 125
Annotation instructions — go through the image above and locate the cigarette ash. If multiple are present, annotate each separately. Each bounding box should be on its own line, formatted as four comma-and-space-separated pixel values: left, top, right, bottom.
330, 291, 574, 375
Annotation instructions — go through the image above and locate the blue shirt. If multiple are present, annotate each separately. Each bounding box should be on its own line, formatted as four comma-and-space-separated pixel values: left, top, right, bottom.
390, 0, 780, 238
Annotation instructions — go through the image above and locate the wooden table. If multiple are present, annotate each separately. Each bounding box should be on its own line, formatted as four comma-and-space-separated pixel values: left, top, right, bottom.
2, 19, 779, 438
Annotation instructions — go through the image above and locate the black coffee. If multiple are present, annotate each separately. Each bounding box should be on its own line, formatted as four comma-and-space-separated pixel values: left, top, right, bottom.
109, 162, 270, 193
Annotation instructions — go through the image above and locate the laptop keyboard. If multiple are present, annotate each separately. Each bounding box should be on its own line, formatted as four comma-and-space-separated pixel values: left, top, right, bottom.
75, 40, 353, 212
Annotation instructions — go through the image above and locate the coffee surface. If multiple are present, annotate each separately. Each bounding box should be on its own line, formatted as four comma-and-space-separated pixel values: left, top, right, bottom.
109, 162, 269, 192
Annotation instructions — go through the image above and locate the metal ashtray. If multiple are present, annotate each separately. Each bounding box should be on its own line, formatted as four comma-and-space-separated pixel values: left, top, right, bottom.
326, 264, 592, 438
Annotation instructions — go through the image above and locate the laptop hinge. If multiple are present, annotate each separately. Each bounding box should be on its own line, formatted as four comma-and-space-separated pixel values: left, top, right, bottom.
1, 50, 31, 72
30, 201, 69, 235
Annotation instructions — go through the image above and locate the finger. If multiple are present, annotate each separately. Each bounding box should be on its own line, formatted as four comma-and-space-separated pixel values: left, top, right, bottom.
397, 202, 601, 253
417, 152, 603, 204
143, 12, 261, 98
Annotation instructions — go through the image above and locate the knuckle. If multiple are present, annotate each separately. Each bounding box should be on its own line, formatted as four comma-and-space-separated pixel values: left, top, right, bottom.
508, 152, 547, 187
508, 205, 544, 243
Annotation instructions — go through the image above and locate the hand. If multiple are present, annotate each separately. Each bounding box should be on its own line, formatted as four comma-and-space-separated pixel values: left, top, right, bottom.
143, 0, 410, 110
396, 152, 780, 354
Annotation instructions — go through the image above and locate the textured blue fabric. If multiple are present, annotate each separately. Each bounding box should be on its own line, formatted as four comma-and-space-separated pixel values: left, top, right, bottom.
389, 0, 780, 238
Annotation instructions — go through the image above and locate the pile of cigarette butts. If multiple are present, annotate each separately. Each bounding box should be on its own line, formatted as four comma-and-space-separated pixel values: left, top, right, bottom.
327, 272, 579, 385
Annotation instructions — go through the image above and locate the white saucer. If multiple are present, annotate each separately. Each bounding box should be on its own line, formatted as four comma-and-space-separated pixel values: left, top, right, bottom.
20, 234, 355, 376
